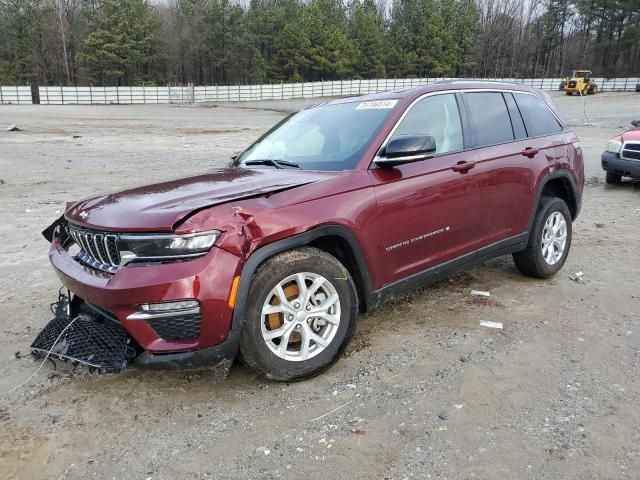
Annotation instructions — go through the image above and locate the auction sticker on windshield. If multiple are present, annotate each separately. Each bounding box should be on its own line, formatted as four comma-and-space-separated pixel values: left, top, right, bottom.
355, 100, 398, 110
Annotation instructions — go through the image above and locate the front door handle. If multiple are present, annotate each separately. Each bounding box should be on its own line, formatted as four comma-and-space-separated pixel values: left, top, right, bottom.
520, 147, 539, 158
452, 161, 476, 173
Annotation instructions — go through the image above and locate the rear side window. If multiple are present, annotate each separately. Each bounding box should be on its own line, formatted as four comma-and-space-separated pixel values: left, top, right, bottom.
465, 92, 514, 147
513, 93, 563, 137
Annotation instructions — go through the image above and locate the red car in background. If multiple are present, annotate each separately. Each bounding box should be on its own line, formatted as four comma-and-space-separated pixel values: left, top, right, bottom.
602, 119, 640, 183
37, 82, 584, 381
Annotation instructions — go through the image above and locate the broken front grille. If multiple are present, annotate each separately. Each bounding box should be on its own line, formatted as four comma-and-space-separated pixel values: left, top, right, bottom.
67, 224, 120, 273
31, 314, 130, 373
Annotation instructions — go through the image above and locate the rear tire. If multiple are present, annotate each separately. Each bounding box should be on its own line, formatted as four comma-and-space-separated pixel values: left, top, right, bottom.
513, 197, 572, 279
605, 172, 622, 184
239, 247, 358, 381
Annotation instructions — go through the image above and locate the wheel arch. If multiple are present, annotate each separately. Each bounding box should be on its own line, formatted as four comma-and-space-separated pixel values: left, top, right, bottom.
230, 225, 373, 334
529, 171, 580, 231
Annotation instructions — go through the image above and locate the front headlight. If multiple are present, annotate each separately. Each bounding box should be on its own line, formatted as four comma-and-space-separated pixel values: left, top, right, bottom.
119, 230, 221, 262
606, 139, 622, 153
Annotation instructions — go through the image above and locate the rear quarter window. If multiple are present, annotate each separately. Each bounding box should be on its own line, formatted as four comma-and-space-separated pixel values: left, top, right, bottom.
464, 92, 514, 147
513, 93, 563, 137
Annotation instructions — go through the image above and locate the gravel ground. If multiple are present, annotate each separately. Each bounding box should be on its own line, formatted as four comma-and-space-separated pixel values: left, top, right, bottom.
0, 92, 639, 480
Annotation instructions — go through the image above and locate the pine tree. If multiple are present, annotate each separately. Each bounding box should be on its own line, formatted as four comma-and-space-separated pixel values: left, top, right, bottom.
270, 22, 310, 81
351, 0, 385, 78
80, 0, 160, 85
0, 0, 43, 83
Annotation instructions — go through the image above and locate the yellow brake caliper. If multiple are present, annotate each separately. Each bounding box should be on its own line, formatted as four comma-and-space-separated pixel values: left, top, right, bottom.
268, 283, 302, 343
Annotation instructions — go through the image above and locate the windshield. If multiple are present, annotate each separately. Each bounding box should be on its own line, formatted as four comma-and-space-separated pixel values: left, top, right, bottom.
570, 71, 586, 78
235, 100, 397, 171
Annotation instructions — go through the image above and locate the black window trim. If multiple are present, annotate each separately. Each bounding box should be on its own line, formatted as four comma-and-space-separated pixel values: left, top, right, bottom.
504, 92, 528, 139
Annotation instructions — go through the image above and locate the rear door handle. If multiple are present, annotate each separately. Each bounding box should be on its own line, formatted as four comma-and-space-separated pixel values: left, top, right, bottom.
452, 161, 476, 173
520, 147, 539, 158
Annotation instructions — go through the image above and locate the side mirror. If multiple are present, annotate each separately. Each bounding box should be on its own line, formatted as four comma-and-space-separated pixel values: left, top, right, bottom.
375, 134, 436, 167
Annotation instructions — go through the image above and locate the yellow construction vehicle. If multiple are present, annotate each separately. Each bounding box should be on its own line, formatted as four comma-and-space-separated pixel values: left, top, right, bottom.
562, 70, 598, 95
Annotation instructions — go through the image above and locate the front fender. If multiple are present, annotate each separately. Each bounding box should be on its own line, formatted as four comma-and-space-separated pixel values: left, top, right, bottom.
229, 225, 372, 334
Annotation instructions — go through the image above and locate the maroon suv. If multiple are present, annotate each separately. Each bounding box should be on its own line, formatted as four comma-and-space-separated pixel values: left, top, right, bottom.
39, 82, 583, 380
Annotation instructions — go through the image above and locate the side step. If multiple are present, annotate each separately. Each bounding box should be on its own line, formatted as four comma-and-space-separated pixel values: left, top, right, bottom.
31, 313, 131, 373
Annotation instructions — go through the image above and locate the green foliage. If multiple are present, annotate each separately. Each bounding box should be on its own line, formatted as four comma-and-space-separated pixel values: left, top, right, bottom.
0, 0, 639, 85
351, 0, 386, 78
0, 0, 42, 83
79, 0, 161, 85
271, 22, 310, 81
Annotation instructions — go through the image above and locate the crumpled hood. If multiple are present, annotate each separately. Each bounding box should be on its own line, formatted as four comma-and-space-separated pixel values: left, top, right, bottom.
65, 167, 335, 232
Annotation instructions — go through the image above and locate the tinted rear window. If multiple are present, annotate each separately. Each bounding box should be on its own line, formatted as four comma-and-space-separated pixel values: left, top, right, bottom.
513, 93, 563, 137
465, 92, 514, 147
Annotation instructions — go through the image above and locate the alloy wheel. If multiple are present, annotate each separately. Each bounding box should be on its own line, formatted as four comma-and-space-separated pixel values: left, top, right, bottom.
260, 272, 341, 362
541, 211, 567, 265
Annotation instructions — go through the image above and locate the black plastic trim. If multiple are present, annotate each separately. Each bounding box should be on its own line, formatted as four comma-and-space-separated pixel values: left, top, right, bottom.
134, 334, 240, 370
231, 225, 372, 332
371, 232, 529, 305
528, 169, 581, 227
454, 91, 473, 150
601, 151, 640, 177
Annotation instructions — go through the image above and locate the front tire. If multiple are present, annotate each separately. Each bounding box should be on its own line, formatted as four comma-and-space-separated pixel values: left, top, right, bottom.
239, 247, 358, 381
513, 197, 572, 278
605, 171, 622, 184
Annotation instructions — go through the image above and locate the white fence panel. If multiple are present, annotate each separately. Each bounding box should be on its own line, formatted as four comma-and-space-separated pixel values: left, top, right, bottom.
0, 86, 32, 104
2, 77, 639, 105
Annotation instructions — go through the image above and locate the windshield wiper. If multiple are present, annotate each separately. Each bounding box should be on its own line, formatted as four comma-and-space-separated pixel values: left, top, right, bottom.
243, 159, 300, 169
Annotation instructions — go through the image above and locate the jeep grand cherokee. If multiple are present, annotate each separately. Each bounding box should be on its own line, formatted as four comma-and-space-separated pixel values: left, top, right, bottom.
38, 82, 584, 380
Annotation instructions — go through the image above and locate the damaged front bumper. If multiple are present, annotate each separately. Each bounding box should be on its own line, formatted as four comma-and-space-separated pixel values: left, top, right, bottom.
31, 292, 132, 373
32, 292, 240, 373
34, 218, 245, 374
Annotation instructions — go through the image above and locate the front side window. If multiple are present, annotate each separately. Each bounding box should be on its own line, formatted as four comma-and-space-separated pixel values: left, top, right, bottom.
465, 92, 514, 147
513, 93, 563, 137
236, 100, 396, 171
389, 93, 463, 155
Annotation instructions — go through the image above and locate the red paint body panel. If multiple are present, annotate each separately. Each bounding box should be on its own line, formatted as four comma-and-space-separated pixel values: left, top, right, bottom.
613, 127, 640, 143
368, 151, 485, 284
50, 236, 241, 352
46, 82, 584, 360
65, 168, 336, 232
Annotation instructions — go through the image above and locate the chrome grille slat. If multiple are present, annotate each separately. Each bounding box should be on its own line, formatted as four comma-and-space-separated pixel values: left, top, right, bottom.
68, 224, 119, 274
93, 233, 107, 264
104, 235, 116, 265
79, 233, 91, 256
84, 232, 100, 268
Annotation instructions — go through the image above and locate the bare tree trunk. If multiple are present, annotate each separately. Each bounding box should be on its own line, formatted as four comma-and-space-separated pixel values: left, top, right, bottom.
57, 0, 71, 85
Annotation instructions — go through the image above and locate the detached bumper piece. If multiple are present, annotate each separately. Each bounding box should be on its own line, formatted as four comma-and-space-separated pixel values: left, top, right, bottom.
31, 314, 131, 373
